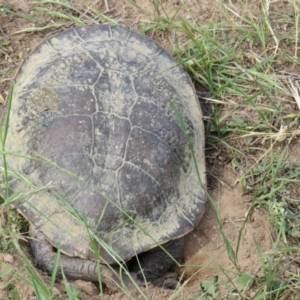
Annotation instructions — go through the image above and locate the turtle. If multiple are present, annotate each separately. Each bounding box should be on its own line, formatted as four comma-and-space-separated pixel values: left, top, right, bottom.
4, 24, 206, 289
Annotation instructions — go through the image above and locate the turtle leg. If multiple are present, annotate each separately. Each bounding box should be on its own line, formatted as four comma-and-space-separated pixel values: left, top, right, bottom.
135, 238, 184, 289
29, 225, 128, 291
29, 225, 184, 290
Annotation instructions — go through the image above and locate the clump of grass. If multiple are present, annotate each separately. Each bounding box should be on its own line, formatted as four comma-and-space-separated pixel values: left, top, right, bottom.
170, 0, 300, 298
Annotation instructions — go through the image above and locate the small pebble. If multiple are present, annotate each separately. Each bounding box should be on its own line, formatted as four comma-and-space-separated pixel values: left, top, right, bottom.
74, 280, 99, 296
3, 254, 14, 264
52, 287, 61, 297
256, 271, 264, 278
289, 264, 298, 274
0, 93, 5, 104
249, 291, 256, 298
284, 270, 290, 278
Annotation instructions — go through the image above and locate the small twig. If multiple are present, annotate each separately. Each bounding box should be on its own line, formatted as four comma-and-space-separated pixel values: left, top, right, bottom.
288, 79, 300, 110
0, 77, 14, 83
223, 215, 246, 227
104, 0, 109, 11
262, 0, 279, 55
290, 0, 299, 58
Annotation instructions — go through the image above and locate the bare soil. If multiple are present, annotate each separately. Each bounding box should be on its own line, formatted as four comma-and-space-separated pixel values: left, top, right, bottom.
0, 0, 299, 299
0, 175, 274, 300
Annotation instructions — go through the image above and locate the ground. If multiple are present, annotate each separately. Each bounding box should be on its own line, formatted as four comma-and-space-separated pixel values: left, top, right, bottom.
0, 186, 273, 299
0, 0, 300, 299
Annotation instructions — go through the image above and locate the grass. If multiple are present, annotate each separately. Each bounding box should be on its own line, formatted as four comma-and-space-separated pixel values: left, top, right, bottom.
0, 0, 300, 299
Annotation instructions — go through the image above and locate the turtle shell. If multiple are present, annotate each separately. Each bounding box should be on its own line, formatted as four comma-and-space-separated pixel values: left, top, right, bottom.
5, 25, 206, 263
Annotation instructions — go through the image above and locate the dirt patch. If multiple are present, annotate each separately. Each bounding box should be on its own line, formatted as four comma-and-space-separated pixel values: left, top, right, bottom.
184, 172, 274, 289
104, 174, 274, 300
0, 252, 36, 300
